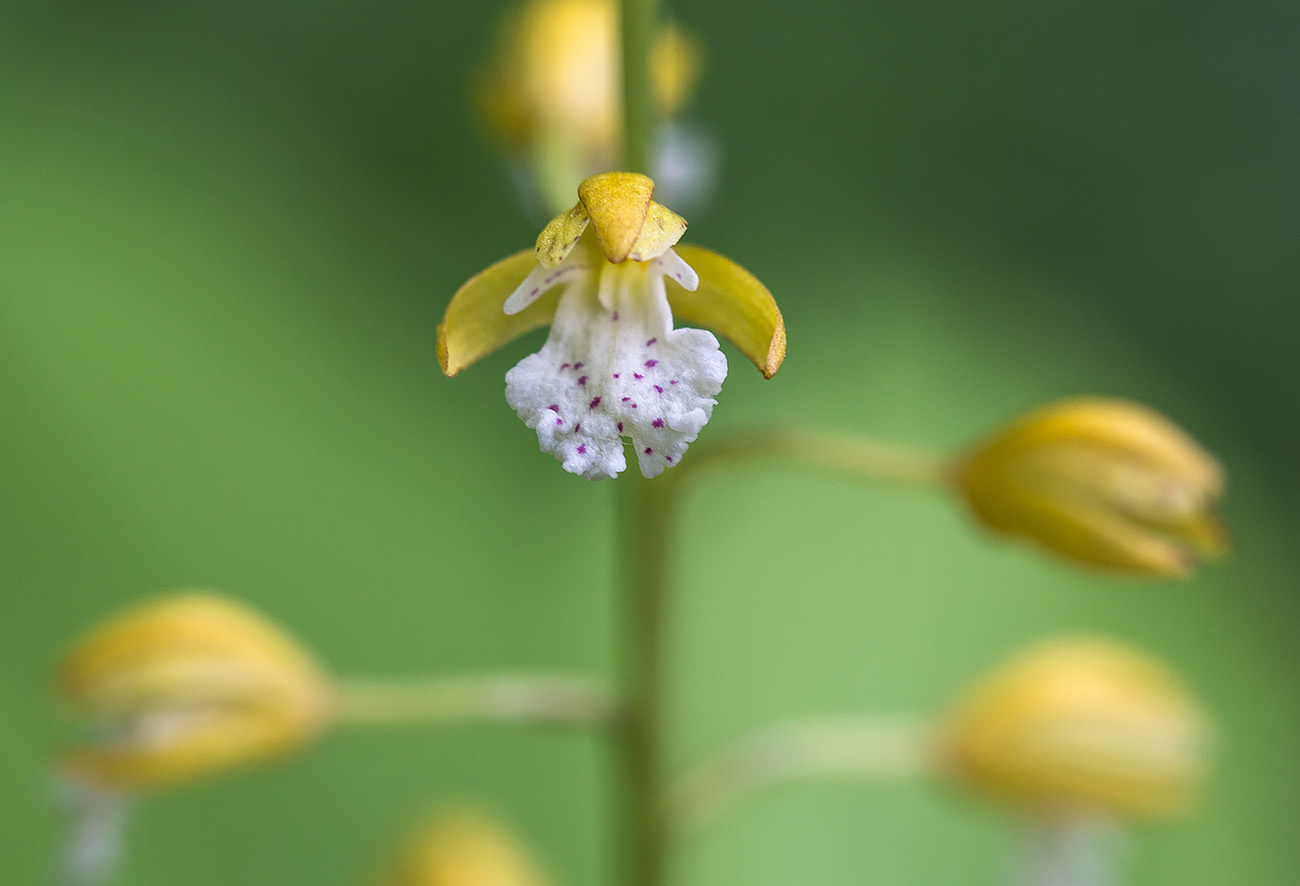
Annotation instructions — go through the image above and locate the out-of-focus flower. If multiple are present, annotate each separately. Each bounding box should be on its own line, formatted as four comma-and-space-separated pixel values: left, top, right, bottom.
371, 808, 549, 886
55, 592, 333, 790
438, 171, 784, 480
939, 636, 1212, 819
951, 397, 1228, 576
477, 0, 704, 213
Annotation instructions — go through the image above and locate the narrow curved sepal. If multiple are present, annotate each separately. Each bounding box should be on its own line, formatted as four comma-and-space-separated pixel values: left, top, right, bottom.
535, 204, 590, 268
438, 250, 561, 377
667, 244, 786, 379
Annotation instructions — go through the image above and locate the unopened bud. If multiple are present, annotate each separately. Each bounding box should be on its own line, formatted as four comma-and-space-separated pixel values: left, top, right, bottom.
55, 592, 332, 790
940, 636, 1212, 819
952, 397, 1228, 576
372, 808, 549, 886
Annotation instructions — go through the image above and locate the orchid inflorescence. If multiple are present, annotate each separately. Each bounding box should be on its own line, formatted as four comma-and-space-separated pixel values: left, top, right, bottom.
46, 1, 1230, 885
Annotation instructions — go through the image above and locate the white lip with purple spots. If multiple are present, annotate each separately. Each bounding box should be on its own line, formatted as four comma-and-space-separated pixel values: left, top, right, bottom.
504, 246, 727, 480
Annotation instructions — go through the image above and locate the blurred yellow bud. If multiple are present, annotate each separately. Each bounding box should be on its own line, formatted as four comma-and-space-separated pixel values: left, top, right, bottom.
952, 397, 1228, 576
55, 593, 333, 790
479, 0, 701, 154
476, 0, 704, 212
940, 636, 1212, 819
373, 808, 549, 886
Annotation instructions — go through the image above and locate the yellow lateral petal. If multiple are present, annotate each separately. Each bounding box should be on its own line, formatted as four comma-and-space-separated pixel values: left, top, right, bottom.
438, 251, 558, 377
667, 244, 786, 378
578, 172, 654, 263
626, 202, 688, 262
535, 203, 590, 268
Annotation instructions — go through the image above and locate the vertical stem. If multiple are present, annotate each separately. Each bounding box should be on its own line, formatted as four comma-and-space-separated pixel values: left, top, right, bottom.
620, 0, 658, 173
617, 474, 671, 886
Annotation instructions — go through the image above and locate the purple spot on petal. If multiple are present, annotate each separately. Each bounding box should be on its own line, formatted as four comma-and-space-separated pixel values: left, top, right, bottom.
577, 444, 586, 454
574, 422, 581, 433
645, 359, 658, 368
675, 273, 682, 280
530, 287, 539, 296
613, 372, 620, 378
646, 338, 658, 346
559, 363, 570, 371
555, 418, 563, 425
631, 403, 638, 409
644, 447, 653, 455
666, 455, 674, 462
621, 397, 630, 402
547, 404, 559, 412
654, 385, 663, 393
617, 422, 624, 432
634, 373, 643, 380
577, 376, 588, 386
670, 380, 679, 385
652, 418, 664, 428
589, 397, 601, 409
574, 362, 584, 370
612, 311, 620, 321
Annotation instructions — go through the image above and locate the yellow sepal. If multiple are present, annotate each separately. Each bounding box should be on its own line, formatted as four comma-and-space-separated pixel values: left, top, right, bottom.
535, 204, 590, 268
438, 250, 560, 377
627, 202, 688, 263
578, 172, 655, 263
667, 244, 786, 379
969, 398, 1223, 496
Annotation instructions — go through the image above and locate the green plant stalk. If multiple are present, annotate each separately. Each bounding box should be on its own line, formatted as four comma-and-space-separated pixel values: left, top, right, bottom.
620, 0, 658, 173
331, 675, 615, 728
670, 427, 951, 489
617, 475, 671, 886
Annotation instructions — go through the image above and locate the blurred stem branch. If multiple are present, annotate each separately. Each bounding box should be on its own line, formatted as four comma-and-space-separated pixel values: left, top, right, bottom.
617, 476, 672, 886
331, 675, 615, 728
620, 0, 658, 172
669, 427, 952, 490
668, 716, 934, 836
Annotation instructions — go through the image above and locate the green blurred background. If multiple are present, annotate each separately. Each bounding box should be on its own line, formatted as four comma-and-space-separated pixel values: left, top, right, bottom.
2, 0, 1297, 883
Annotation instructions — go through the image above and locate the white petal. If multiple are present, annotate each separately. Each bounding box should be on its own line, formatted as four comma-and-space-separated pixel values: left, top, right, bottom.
505, 256, 726, 480
502, 251, 592, 315
655, 247, 699, 291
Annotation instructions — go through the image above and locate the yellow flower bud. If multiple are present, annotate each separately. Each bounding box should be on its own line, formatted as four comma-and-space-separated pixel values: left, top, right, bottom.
952, 397, 1228, 576
55, 593, 333, 790
940, 636, 1212, 819
372, 809, 549, 886
477, 0, 702, 158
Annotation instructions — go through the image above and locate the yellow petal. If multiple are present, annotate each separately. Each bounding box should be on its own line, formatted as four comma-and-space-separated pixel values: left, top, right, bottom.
667, 244, 786, 379
578, 172, 654, 263
438, 251, 559, 377
979, 398, 1224, 497
535, 203, 590, 268
971, 485, 1196, 577
626, 201, 688, 262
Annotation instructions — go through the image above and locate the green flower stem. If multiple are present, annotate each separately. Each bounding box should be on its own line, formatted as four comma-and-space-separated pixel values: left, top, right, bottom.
668, 427, 952, 490
620, 0, 658, 173
617, 475, 672, 886
667, 716, 935, 836
611, 429, 946, 886
331, 675, 616, 728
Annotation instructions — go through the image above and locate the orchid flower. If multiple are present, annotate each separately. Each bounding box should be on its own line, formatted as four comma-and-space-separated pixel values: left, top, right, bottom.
438, 172, 785, 480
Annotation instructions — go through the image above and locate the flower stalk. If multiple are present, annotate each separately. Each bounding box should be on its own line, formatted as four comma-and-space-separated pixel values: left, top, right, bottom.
617, 475, 673, 886
332, 675, 615, 729
620, 0, 658, 172
666, 426, 951, 490
668, 716, 933, 836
